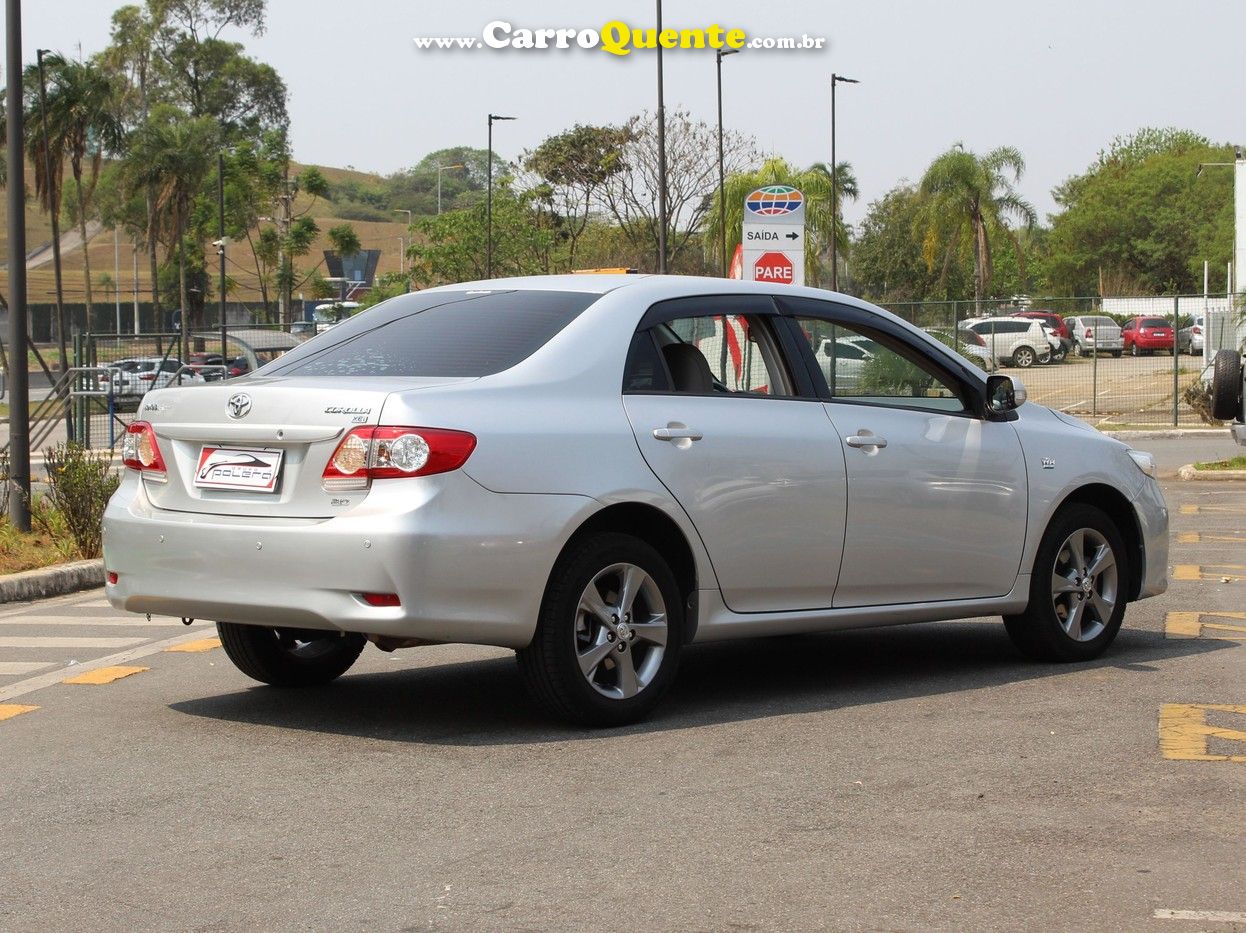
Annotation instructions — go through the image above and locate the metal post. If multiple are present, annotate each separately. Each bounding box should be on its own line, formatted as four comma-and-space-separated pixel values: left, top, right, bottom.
218, 152, 227, 332
132, 238, 140, 335
716, 49, 727, 277
830, 74, 838, 292
36, 49, 67, 375
114, 225, 122, 334
655, 0, 668, 274
487, 116, 493, 278
7, 0, 31, 530
1172, 294, 1180, 427
1091, 322, 1098, 419
219, 321, 227, 374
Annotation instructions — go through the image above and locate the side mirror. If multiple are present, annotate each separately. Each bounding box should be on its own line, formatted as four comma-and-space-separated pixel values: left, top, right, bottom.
987, 374, 1027, 415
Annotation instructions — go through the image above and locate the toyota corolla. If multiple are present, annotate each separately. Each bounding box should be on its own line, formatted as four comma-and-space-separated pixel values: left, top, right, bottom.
103, 275, 1169, 726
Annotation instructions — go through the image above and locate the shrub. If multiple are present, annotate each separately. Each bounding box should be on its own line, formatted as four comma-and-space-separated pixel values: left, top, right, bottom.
42, 443, 119, 559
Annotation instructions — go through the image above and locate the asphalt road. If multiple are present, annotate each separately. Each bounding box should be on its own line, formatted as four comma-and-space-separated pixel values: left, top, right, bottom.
1, 476, 1244, 931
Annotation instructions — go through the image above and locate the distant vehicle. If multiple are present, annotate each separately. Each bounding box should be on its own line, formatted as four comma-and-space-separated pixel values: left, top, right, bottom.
187, 352, 228, 381
962, 317, 1052, 368
930, 327, 998, 371
1121, 316, 1175, 356
313, 301, 362, 333
104, 358, 205, 400
1016, 310, 1071, 362
1178, 315, 1205, 355
1066, 316, 1124, 358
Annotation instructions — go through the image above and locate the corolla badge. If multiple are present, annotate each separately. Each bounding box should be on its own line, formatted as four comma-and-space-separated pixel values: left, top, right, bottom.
227, 393, 252, 420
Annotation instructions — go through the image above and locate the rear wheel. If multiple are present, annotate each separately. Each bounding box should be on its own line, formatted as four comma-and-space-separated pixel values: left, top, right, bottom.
1004, 504, 1128, 662
1111, 350, 1122, 358
1210, 349, 1243, 422
217, 622, 365, 687
1012, 345, 1037, 368
1130, 343, 1140, 357
517, 533, 683, 727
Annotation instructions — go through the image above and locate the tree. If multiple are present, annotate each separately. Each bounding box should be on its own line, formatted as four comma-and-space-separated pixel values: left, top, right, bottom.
523, 124, 631, 268
918, 144, 1037, 312
124, 105, 220, 356
851, 184, 952, 302
702, 157, 857, 287
602, 108, 759, 270
1040, 129, 1234, 295
24, 54, 126, 333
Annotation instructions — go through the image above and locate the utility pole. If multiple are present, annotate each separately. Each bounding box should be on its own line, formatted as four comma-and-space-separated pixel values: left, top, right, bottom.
716, 48, 739, 277
655, 0, 669, 274
218, 153, 227, 332
36, 50, 67, 373
830, 73, 859, 292
8, 0, 32, 530
276, 176, 293, 325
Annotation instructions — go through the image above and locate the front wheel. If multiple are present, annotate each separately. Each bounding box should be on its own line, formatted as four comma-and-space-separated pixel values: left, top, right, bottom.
517, 533, 684, 726
1004, 504, 1128, 662
217, 622, 366, 687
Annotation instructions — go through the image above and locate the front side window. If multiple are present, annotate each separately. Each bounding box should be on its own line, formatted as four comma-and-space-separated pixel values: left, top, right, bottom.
626, 313, 792, 397
792, 316, 966, 413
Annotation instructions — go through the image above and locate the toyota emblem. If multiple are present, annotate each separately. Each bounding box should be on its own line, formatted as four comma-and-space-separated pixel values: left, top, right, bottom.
227, 393, 252, 420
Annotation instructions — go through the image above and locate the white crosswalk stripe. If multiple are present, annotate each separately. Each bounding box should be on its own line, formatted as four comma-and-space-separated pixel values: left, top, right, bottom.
0, 636, 149, 648
0, 616, 203, 627
0, 661, 55, 675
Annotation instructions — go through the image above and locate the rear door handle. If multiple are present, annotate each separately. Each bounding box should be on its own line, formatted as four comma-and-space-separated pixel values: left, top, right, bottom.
845, 434, 887, 449
653, 427, 703, 442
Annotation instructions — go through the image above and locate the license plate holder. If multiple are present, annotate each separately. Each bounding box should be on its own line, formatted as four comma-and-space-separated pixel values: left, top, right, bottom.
194, 446, 283, 493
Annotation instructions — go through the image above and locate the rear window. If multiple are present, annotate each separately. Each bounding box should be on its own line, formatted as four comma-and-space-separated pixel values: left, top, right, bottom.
1140, 317, 1169, 328
1082, 316, 1116, 327
264, 289, 598, 378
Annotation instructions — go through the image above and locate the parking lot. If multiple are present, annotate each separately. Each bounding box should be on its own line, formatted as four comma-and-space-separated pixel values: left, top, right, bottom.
1018, 352, 1209, 426
1, 455, 1243, 930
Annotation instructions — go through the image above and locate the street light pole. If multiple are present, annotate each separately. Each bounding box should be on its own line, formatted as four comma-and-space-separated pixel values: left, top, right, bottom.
487, 114, 516, 279
8, 0, 31, 530
716, 48, 739, 278
830, 73, 859, 292
36, 49, 67, 373
655, 0, 668, 274
217, 152, 227, 334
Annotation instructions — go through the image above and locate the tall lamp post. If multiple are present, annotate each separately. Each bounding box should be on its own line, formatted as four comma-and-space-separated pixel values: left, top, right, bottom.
36, 49, 67, 374
830, 73, 859, 292
487, 114, 516, 278
715, 48, 739, 277
655, 0, 668, 274
435, 163, 464, 215
8, 0, 32, 530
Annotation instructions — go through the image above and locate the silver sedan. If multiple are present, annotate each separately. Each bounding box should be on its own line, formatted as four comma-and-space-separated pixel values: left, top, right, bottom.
103, 275, 1169, 725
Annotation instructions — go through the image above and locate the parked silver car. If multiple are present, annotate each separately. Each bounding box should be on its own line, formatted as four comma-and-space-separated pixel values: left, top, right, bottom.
1177, 315, 1205, 355
103, 276, 1169, 725
1067, 316, 1124, 357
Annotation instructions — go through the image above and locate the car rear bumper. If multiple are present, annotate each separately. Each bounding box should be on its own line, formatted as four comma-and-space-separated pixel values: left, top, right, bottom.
102, 471, 596, 649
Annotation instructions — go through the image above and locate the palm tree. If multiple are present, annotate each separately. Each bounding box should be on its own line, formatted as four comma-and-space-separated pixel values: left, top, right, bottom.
25, 54, 126, 328
702, 157, 858, 286
124, 106, 219, 359
918, 144, 1037, 313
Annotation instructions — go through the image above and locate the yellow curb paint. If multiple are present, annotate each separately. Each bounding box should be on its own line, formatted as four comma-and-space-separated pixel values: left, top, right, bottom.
1177, 532, 1199, 543
0, 704, 38, 721
1159, 704, 1246, 762
1173, 565, 1201, 581
1165, 611, 1246, 640
62, 665, 150, 686
164, 638, 221, 653
1180, 505, 1198, 514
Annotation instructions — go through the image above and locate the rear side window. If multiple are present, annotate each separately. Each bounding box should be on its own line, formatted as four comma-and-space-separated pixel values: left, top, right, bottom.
264, 289, 598, 378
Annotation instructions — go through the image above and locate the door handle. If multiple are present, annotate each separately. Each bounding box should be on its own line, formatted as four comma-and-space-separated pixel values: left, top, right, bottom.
653, 426, 703, 442
845, 434, 887, 449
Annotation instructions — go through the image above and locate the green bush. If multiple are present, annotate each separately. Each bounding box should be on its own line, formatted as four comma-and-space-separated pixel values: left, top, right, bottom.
42, 443, 119, 559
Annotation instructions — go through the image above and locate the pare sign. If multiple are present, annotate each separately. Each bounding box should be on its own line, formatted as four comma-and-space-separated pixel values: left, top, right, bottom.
751, 252, 794, 284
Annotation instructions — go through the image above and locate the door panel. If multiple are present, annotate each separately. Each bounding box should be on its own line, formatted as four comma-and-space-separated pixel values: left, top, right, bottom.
624, 394, 847, 613
827, 403, 1027, 607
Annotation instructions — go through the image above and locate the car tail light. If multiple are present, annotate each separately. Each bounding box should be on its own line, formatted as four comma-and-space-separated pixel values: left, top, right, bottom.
1085, 328, 1093, 339
138, 372, 157, 381
1192, 325, 1202, 335
965, 330, 985, 346
106, 571, 118, 585
322, 426, 477, 491
121, 421, 167, 480
360, 592, 401, 607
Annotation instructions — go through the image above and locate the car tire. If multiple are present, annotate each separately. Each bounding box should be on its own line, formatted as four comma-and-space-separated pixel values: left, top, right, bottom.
1074, 341, 1087, 358
1130, 343, 1140, 357
216, 622, 366, 687
1111, 350, 1122, 358
1051, 346, 1067, 363
1210, 349, 1244, 422
517, 532, 684, 727
1003, 504, 1128, 663
1012, 345, 1036, 368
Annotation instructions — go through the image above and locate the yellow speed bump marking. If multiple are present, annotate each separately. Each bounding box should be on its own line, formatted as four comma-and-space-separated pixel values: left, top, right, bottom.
62, 665, 149, 685
1177, 532, 1246, 544
164, 637, 221, 653
1173, 564, 1246, 582
1166, 612, 1246, 640
1180, 504, 1246, 515
1159, 704, 1246, 762
0, 704, 38, 721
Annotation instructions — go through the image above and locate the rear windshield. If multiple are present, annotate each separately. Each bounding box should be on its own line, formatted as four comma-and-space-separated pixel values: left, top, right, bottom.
263, 289, 598, 378
1139, 317, 1169, 328
1082, 316, 1117, 327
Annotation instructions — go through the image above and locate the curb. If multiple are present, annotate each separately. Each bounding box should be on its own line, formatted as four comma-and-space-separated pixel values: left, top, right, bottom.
1176, 463, 1246, 482
0, 559, 104, 604
1103, 429, 1228, 440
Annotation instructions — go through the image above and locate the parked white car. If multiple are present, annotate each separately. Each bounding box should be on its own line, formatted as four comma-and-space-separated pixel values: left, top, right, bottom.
1067, 316, 1124, 357
103, 275, 1169, 726
963, 317, 1051, 368
104, 358, 204, 399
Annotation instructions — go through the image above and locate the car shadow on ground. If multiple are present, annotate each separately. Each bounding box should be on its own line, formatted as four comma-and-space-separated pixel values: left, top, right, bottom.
169, 620, 1229, 746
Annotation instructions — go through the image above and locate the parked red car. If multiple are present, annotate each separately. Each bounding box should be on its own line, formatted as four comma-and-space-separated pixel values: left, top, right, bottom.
1016, 310, 1069, 340
1121, 316, 1175, 355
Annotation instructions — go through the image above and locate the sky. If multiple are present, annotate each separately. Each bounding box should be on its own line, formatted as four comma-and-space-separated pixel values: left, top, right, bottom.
12, 0, 1246, 226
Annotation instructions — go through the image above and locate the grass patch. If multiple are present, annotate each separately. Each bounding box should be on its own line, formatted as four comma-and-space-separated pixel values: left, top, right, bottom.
0, 501, 80, 574
1193, 456, 1246, 472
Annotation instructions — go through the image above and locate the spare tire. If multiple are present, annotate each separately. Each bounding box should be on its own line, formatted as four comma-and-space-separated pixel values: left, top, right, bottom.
1210, 349, 1244, 422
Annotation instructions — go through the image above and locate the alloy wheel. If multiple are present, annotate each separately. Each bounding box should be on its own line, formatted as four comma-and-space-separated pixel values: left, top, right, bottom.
574, 563, 668, 700
1049, 528, 1118, 642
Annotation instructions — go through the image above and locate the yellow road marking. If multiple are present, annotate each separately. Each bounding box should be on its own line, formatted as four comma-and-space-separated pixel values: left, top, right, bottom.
1179, 504, 1246, 515
1178, 532, 1246, 544
62, 665, 149, 685
1166, 611, 1246, 640
0, 703, 38, 721
1180, 505, 1198, 514
1173, 565, 1202, 581
164, 637, 221, 653
1173, 564, 1246, 582
1159, 704, 1246, 762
